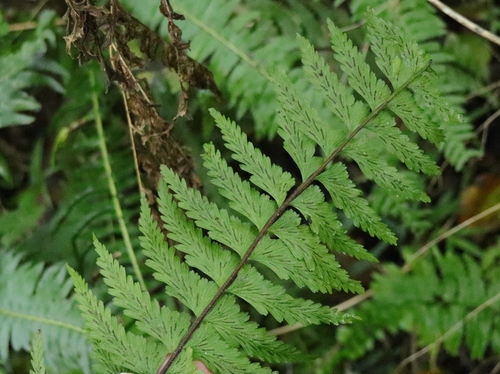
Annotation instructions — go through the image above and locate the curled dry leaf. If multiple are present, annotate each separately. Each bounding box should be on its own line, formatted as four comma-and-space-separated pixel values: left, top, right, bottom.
63, 0, 211, 204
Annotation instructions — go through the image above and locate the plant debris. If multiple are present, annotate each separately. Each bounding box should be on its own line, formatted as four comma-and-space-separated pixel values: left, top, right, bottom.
63, 0, 217, 199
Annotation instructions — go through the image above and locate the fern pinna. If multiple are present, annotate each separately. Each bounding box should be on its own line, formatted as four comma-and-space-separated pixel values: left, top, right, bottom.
68, 13, 457, 373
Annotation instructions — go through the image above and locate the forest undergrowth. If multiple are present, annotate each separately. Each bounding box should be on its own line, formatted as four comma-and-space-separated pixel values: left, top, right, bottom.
1, 1, 500, 373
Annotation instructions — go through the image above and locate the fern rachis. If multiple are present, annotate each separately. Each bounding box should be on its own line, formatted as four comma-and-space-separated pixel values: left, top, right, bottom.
67, 12, 459, 374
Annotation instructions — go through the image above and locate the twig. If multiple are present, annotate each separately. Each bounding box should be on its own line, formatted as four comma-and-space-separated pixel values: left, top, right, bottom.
109, 43, 153, 105
396, 290, 500, 371
427, 0, 500, 46
108, 45, 145, 195
402, 202, 500, 272
8, 18, 66, 32
477, 108, 500, 153
120, 89, 145, 194
89, 69, 147, 292
466, 79, 500, 101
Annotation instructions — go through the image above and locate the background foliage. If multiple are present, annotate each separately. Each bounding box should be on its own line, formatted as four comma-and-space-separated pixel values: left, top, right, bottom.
0, 0, 499, 373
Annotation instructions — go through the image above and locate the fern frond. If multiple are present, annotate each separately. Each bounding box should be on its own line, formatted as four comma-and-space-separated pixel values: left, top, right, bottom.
203, 142, 277, 231
0, 11, 65, 127
0, 252, 90, 374
327, 20, 392, 111
441, 120, 483, 170
67, 13, 452, 373
337, 249, 500, 362
155, 13, 443, 371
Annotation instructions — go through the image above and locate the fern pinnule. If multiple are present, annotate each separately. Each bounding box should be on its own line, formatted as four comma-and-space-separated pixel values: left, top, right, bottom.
327, 19, 392, 111
362, 109, 440, 176
316, 162, 398, 242
203, 142, 277, 231
214, 108, 296, 206
298, 34, 367, 134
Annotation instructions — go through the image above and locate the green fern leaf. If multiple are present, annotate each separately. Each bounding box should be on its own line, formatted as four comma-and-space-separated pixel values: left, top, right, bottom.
342, 134, 430, 202
317, 162, 396, 243
203, 143, 276, 230
337, 250, 500, 362
327, 19, 391, 110
0, 11, 65, 127
152, 13, 444, 370
211, 108, 296, 206
297, 34, 366, 134
291, 185, 376, 261
0, 252, 90, 374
